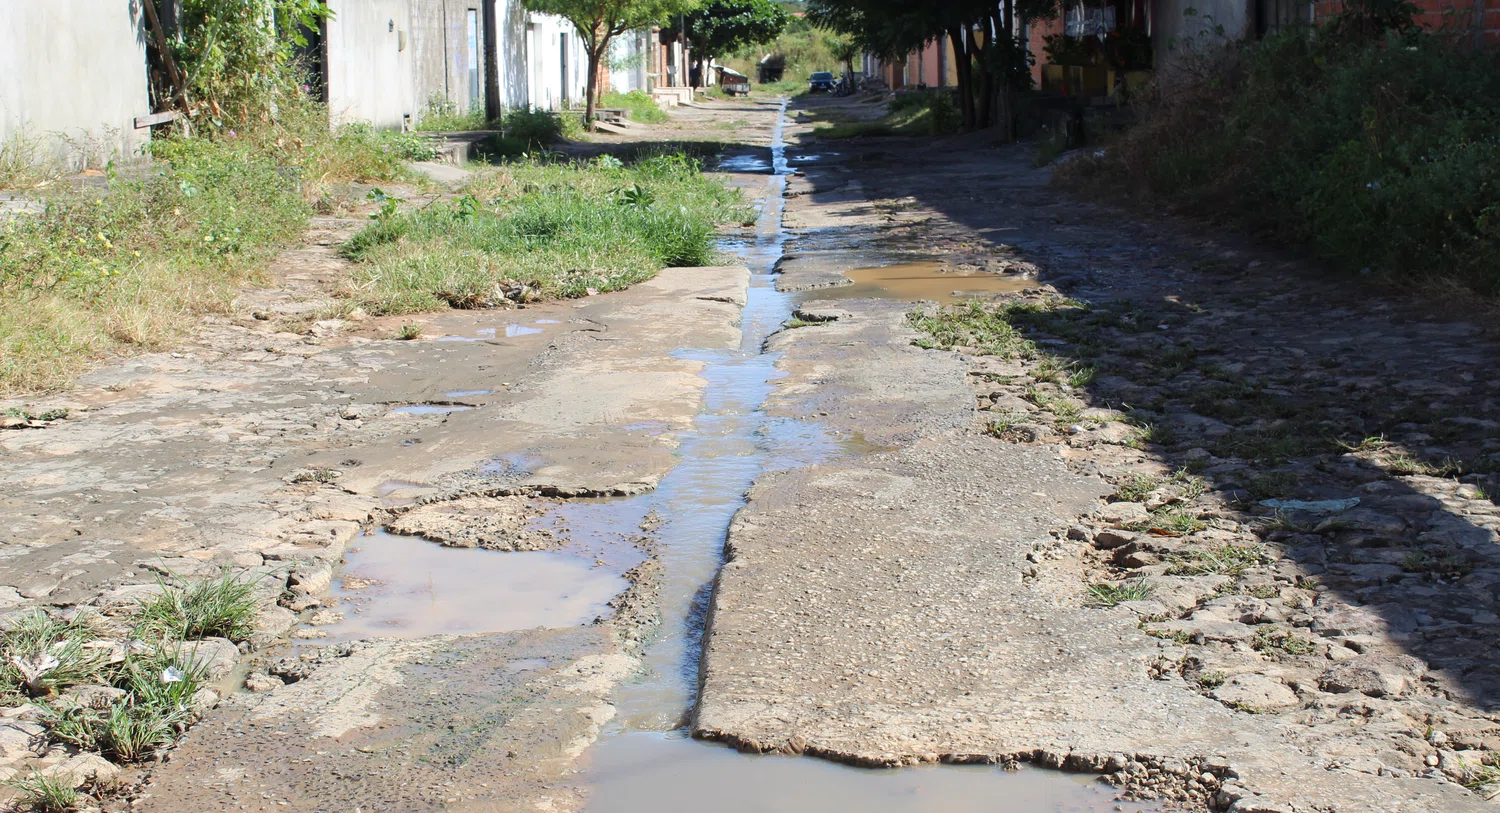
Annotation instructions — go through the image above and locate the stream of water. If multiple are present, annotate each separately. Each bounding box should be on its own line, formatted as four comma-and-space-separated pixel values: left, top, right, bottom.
572, 101, 1148, 813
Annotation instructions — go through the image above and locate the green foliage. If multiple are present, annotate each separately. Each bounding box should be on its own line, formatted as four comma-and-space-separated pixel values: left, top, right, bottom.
416, 95, 490, 131
132, 570, 260, 643
343, 153, 746, 315
1061, 25, 1500, 295
673, 0, 791, 61
0, 611, 107, 699
501, 108, 566, 148
0, 109, 422, 395
598, 91, 670, 124
3, 772, 80, 813
1085, 578, 1155, 607
724, 14, 849, 81
171, 0, 332, 130
815, 91, 962, 138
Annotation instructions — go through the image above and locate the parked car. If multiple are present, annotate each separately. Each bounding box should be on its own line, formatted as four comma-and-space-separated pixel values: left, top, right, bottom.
808, 71, 836, 93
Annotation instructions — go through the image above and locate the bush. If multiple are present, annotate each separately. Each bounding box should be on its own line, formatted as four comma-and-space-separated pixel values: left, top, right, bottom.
502, 108, 565, 148
1057, 25, 1500, 295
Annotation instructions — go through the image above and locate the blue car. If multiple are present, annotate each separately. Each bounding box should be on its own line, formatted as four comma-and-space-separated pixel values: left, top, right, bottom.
808, 72, 837, 93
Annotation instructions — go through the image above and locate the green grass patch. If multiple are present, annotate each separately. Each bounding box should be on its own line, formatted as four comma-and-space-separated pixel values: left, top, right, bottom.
1085, 578, 1156, 607
813, 92, 961, 139
599, 91, 670, 125
0, 106, 427, 395
342, 151, 745, 315
1166, 543, 1270, 576
3, 771, 80, 812
132, 570, 259, 643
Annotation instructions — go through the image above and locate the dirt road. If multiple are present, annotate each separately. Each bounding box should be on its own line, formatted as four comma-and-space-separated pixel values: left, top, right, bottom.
2, 94, 1496, 812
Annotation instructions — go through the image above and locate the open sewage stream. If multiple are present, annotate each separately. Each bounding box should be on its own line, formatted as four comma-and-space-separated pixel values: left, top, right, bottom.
327, 101, 1151, 812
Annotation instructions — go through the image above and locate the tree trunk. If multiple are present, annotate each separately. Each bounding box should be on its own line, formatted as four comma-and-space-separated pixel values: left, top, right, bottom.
946, 25, 974, 131
585, 42, 604, 130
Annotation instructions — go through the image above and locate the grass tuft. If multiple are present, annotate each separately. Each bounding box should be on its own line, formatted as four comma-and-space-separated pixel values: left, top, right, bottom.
132, 570, 259, 643
1085, 579, 1156, 607
0, 611, 108, 699
4, 772, 80, 812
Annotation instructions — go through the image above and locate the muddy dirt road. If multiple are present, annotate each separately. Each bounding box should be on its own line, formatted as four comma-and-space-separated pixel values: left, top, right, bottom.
2, 94, 1497, 812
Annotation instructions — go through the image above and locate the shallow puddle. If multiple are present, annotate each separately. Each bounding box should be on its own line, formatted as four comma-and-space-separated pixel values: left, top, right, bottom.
389, 404, 473, 416
718, 153, 772, 173
810, 261, 1030, 304
321, 531, 625, 641
583, 734, 1149, 813
443, 389, 492, 398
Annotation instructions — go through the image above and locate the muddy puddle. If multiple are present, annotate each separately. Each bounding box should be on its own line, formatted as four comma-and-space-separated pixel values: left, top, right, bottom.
573, 100, 1141, 811
321, 530, 624, 641
585, 733, 1145, 813
810, 261, 1030, 305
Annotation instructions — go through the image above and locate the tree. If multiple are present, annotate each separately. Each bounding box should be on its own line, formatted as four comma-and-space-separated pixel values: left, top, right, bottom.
671, 0, 791, 86
807, 0, 1056, 133
524, 0, 700, 127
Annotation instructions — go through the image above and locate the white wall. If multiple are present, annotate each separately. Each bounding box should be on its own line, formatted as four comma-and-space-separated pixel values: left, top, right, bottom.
608, 29, 651, 95
0, 0, 150, 166
1152, 0, 1253, 80
324, 0, 418, 129
525, 14, 589, 111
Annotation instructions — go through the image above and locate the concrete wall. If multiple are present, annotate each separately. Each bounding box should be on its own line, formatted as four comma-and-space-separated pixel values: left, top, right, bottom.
1153, 0, 1254, 78
324, 0, 418, 128
0, 0, 150, 166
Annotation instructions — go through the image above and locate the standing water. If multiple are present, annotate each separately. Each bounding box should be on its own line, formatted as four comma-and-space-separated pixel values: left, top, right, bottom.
576, 102, 1149, 812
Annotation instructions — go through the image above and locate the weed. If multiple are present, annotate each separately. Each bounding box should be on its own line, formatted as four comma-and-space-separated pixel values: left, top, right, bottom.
132, 570, 259, 643
1383, 452, 1462, 477
1131, 507, 1209, 536
1247, 583, 1281, 600
0, 128, 63, 191
2, 407, 69, 422
416, 95, 489, 131
0, 611, 107, 698
1085, 579, 1156, 607
1252, 628, 1316, 657
782, 317, 813, 329
1338, 435, 1390, 453
1245, 471, 1299, 500
1197, 670, 1227, 689
4, 772, 80, 812
1166, 543, 1268, 575
1461, 761, 1500, 791
1067, 366, 1097, 388
1114, 473, 1161, 503
397, 323, 424, 341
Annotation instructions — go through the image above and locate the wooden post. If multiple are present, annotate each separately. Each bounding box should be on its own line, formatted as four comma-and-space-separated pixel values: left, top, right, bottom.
140, 0, 190, 116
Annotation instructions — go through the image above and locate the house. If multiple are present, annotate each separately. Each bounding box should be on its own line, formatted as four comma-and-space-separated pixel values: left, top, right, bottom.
0, 0, 665, 173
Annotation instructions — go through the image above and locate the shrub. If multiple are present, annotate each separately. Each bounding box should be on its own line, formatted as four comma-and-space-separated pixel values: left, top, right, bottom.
502, 108, 565, 148
1057, 24, 1500, 295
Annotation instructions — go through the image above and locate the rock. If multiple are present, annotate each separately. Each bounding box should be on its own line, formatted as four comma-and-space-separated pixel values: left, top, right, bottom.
1319, 508, 1406, 537
288, 562, 333, 596
59, 684, 128, 710
248, 604, 298, 650
1213, 674, 1301, 712
1097, 501, 1149, 528
41, 753, 120, 788
245, 671, 284, 693
1308, 602, 1389, 637
178, 637, 241, 681
1144, 618, 1258, 644
92, 583, 166, 615
0, 723, 40, 762
190, 687, 220, 714
1093, 529, 1136, 550
1328, 563, 1402, 584
1121, 550, 1160, 568
15, 575, 62, 599
1319, 655, 1427, 697
306, 609, 344, 626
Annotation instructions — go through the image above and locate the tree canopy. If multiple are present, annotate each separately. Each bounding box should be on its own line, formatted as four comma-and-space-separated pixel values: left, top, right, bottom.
524, 0, 699, 123
677, 0, 792, 63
